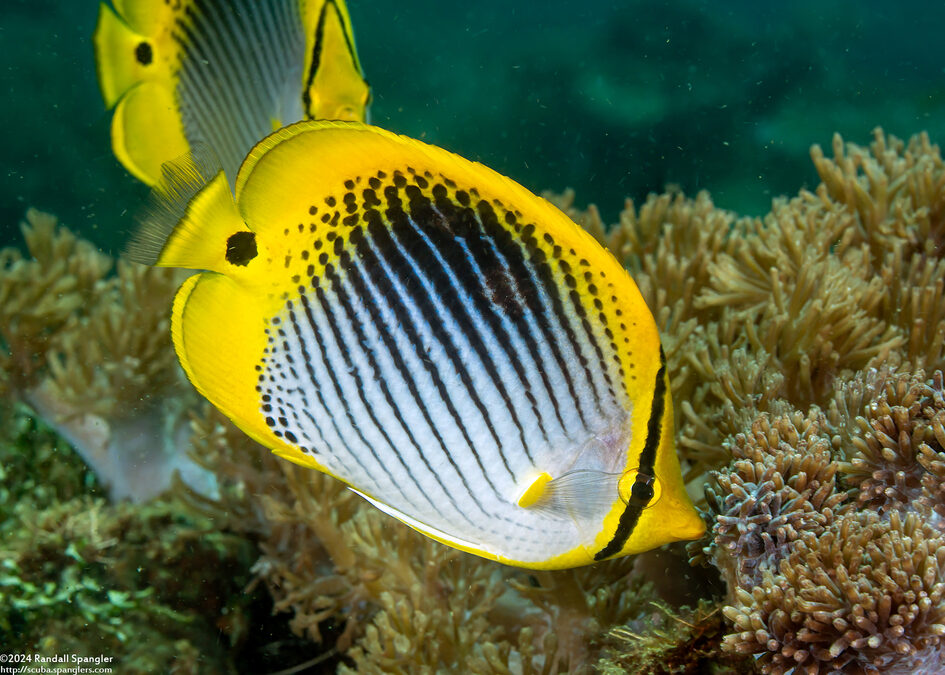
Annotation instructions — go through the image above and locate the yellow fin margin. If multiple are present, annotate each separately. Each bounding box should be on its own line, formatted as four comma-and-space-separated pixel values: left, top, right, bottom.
172, 273, 325, 473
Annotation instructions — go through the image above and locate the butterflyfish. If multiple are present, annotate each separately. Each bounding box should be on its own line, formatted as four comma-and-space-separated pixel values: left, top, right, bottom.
93, 0, 370, 186
127, 120, 705, 569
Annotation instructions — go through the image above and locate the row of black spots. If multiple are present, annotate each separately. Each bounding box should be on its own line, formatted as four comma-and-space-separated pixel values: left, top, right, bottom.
351, 209, 500, 522
391, 190, 519, 481
514, 215, 608, 419
314, 265, 442, 517
475, 200, 591, 431
321, 251, 476, 523
567, 285, 618, 403
409, 190, 537, 462
554, 255, 618, 403
283, 387, 320, 450
293, 285, 402, 498
365, 203, 522, 515
581, 271, 627, 383
610, 293, 638, 377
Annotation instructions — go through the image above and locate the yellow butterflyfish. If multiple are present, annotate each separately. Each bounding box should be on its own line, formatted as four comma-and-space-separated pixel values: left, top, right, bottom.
126, 121, 705, 569
93, 0, 370, 186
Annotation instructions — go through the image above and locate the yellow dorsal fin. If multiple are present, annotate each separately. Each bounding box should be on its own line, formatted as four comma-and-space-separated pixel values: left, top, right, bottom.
126, 144, 248, 272
301, 0, 370, 121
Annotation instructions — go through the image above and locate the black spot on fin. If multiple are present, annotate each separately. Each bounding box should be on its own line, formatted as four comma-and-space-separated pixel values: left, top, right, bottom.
135, 41, 152, 65
125, 142, 245, 273
226, 231, 257, 266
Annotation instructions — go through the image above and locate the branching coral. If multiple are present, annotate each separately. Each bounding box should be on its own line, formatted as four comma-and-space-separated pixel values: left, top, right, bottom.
0, 210, 210, 501
0, 209, 111, 395
692, 410, 847, 591
693, 367, 945, 673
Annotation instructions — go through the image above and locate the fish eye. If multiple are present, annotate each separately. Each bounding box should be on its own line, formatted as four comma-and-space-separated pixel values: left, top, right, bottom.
617, 469, 662, 508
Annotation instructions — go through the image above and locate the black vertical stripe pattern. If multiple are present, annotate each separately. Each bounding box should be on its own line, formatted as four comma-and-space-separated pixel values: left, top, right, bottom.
356, 209, 509, 507
320, 254, 478, 523
368, 207, 513, 491
476, 201, 598, 427
282, 303, 365, 479
593, 347, 667, 561
470, 228, 574, 437
422, 199, 555, 445
174, 0, 303, 181
293, 290, 424, 511
309, 273, 443, 516
396, 194, 533, 464
385, 209, 516, 477
343, 227, 496, 519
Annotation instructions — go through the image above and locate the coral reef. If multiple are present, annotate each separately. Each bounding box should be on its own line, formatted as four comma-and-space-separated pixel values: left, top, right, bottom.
840, 370, 945, 524
722, 510, 945, 674
0, 406, 259, 674
3, 127, 945, 672
0, 210, 212, 501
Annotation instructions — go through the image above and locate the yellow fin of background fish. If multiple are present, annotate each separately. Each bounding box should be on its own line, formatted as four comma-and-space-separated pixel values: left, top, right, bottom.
299, 0, 371, 121
93, 0, 370, 186
130, 120, 704, 569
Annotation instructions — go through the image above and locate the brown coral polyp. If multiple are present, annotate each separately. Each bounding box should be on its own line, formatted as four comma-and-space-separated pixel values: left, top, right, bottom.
694, 411, 845, 590
723, 510, 945, 674
840, 370, 945, 517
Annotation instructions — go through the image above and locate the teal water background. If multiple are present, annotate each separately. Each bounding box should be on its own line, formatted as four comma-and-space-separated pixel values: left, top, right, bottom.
2, 0, 944, 252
